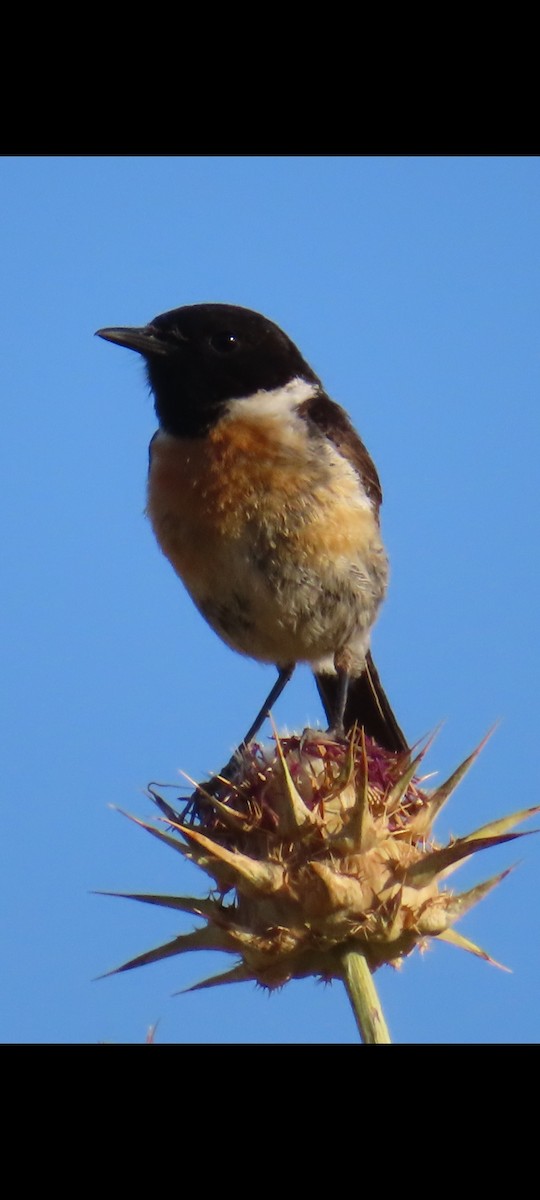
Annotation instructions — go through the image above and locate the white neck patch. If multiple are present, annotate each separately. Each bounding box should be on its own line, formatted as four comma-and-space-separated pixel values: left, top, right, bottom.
225, 376, 318, 423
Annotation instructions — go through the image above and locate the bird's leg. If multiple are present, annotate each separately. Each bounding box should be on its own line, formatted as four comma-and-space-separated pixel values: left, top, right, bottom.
239, 663, 295, 750
186, 664, 295, 815
330, 665, 350, 736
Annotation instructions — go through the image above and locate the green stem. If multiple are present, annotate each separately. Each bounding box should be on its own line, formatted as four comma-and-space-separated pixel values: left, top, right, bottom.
340, 948, 392, 1044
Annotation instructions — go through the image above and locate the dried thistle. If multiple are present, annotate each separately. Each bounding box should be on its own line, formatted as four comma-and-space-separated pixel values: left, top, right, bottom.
102, 727, 538, 1042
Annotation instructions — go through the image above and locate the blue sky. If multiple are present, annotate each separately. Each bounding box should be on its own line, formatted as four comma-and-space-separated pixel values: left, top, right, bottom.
2, 156, 539, 1044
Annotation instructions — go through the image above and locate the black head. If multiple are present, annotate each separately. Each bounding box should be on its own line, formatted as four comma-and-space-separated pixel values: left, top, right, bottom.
96, 303, 320, 437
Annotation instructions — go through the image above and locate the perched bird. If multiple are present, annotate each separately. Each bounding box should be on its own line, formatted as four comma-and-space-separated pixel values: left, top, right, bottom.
97, 304, 407, 753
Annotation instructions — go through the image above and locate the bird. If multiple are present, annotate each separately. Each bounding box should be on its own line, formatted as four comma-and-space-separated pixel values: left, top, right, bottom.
96, 303, 407, 755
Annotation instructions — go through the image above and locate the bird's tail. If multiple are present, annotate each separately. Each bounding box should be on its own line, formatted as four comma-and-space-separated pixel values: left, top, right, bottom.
314, 651, 408, 753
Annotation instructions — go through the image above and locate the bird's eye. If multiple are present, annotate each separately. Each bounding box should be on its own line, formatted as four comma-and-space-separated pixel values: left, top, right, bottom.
208, 331, 239, 354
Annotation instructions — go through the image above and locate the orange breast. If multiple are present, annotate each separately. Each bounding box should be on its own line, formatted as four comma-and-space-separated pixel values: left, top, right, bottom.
146, 405, 386, 674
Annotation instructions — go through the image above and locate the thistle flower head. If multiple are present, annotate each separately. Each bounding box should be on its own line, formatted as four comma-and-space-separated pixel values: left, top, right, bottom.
104, 727, 538, 1009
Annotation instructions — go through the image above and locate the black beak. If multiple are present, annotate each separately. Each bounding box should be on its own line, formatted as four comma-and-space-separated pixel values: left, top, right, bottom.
95, 325, 169, 356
